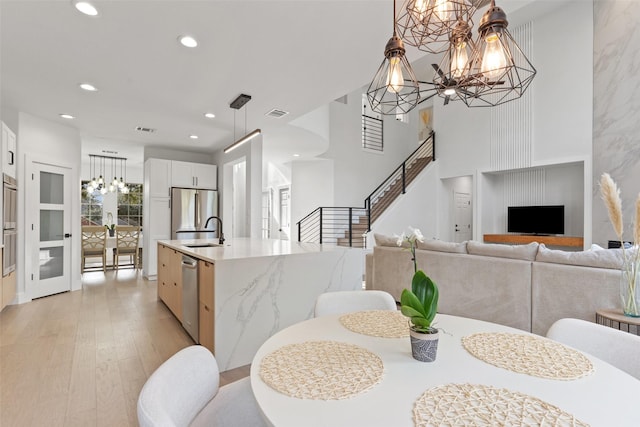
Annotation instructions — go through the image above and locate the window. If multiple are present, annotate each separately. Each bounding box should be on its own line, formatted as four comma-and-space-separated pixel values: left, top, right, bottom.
362, 93, 383, 152
117, 184, 143, 226
81, 180, 103, 225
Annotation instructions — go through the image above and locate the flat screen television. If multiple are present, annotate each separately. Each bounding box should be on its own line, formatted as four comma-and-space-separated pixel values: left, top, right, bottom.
507, 205, 564, 235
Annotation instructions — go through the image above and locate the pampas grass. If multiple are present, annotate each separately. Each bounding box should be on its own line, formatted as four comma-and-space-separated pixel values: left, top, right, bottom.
600, 173, 640, 316
600, 173, 624, 239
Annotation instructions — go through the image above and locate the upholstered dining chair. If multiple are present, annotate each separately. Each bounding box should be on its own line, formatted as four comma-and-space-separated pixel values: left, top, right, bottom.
314, 290, 398, 317
546, 318, 640, 380
113, 225, 140, 269
81, 225, 107, 272
137, 345, 267, 427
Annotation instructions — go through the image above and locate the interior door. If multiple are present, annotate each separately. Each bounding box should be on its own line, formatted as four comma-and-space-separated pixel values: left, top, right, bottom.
279, 187, 290, 240
453, 191, 472, 243
30, 163, 72, 298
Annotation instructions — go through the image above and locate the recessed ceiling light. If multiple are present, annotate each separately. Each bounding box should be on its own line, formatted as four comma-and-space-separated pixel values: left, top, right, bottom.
293, 154, 300, 157
74, 1, 99, 16
79, 83, 98, 91
204, 113, 215, 119
178, 35, 198, 48
60, 114, 75, 119
189, 135, 199, 140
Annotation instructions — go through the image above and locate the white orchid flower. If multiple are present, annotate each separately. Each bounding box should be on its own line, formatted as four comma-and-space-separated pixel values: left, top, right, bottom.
396, 232, 406, 247
412, 228, 424, 243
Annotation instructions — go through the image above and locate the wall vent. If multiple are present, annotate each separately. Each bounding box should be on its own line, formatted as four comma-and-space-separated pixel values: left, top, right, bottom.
265, 108, 289, 118
135, 126, 156, 133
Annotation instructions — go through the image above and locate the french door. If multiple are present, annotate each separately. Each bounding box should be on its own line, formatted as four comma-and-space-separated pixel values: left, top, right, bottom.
29, 162, 72, 298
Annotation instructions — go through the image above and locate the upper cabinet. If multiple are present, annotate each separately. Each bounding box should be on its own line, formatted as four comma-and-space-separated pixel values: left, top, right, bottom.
146, 158, 172, 197
1, 122, 17, 178
171, 160, 217, 189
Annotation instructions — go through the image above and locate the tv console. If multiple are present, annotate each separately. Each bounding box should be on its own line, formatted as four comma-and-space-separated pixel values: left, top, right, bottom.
483, 234, 584, 248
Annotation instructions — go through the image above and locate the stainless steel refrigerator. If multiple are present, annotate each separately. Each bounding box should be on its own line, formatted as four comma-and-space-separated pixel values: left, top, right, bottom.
171, 187, 219, 240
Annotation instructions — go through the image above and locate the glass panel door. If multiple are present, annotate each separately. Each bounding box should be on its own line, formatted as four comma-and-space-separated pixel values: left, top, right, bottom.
32, 165, 71, 298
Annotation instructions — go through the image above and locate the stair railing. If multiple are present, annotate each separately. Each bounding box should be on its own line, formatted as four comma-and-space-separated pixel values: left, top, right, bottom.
296, 131, 435, 247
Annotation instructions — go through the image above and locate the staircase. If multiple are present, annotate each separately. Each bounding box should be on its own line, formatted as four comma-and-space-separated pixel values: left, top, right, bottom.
297, 132, 435, 248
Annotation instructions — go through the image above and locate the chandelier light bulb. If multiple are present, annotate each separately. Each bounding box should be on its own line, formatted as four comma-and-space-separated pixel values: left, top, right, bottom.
112, 177, 119, 186
108, 184, 115, 193
451, 41, 469, 78
411, 0, 428, 21
386, 57, 404, 94
87, 184, 94, 193
122, 186, 129, 194
98, 175, 104, 185
480, 32, 508, 79
434, 0, 452, 22
118, 178, 125, 189
100, 186, 108, 195
91, 177, 97, 187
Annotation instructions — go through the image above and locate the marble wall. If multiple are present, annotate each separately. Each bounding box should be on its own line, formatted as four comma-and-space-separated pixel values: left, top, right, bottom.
593, 0, 640, 246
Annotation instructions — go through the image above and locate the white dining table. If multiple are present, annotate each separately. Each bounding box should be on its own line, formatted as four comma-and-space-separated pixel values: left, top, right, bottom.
250, 313, 640, 427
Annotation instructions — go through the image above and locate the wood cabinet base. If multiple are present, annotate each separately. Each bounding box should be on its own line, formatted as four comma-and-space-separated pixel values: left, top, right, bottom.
483, 234, 584, 248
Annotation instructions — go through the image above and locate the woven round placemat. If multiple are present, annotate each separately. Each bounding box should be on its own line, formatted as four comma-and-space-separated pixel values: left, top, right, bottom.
339, 310, 409, 338
259, 340, 384, 400
462, 333, 593, 380
413, 383, 589, 427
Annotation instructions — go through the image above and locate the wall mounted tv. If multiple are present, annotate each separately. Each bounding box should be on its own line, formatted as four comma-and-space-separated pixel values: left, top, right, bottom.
507, 205, 565, 235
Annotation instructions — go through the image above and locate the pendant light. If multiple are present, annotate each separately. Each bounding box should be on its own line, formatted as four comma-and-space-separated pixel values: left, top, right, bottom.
97, 156, 104, 185
90, 156, 97, 189
432, 19, 478, 105
366, 0, 420, 115
460, 0, 536, 107
118, 158, 125, 189
121, 159, 130, 194
396, 0, 478, 54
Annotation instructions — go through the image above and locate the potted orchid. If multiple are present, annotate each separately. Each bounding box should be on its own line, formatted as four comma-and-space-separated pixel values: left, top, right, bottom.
105, 212, 116, 237
397, 228, 440, 362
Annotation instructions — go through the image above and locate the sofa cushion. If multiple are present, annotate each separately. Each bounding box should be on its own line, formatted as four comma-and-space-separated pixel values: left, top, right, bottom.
535, 244, 625, 270
467, 241, 539, 261
373, 233, 410, 248
416, 239, 468, 254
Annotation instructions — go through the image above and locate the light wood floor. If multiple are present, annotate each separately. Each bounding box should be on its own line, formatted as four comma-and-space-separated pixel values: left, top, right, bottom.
0, 269, 250, 427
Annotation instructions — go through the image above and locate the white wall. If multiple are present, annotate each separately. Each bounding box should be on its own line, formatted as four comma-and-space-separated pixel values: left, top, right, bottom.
291, 159, 334, 240
323, 90, 419, 207
18, 113, 82, 301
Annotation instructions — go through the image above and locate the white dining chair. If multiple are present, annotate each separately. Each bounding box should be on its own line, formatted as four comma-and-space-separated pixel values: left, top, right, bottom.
546, 317, 640, 380
314, 290, 398, 317
137, 345, 267, 427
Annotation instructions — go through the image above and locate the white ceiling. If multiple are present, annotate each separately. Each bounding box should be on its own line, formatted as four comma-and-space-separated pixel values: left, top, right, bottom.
0, 0, 558, 167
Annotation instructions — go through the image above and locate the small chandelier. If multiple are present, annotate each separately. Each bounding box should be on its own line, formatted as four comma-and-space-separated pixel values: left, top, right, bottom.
459, 0, 537, 107
86, 154, 129, 195
396, 0, 479, 54
366, 0, 420, 116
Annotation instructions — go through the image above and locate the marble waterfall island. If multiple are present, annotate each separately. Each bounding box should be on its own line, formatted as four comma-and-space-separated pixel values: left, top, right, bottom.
157, 238, 363, 370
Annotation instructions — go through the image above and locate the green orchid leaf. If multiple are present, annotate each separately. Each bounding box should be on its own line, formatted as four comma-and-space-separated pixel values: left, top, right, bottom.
400, 305, 423, 318
424, 277, 439, 323
411, 270, 428, 304
411, 316, 431, 328
400, 289, 427, 318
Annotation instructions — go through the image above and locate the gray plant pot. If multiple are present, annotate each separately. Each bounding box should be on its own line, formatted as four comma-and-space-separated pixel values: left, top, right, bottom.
409, 327, 439, 362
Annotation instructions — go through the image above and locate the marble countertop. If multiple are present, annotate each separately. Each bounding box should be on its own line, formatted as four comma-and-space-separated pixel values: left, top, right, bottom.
158, 238, 360, 263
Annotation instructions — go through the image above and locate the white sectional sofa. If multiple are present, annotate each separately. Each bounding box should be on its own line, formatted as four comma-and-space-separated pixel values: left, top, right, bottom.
366, 235, 624, 335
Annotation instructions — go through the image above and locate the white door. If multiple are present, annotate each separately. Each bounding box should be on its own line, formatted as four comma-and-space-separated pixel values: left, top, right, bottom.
453, 191, 472, 243
29, 163, 72, 298
279, 187, 290, 240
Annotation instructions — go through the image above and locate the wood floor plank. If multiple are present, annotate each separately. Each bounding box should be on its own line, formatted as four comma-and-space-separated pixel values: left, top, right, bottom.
0, 269, 251, 426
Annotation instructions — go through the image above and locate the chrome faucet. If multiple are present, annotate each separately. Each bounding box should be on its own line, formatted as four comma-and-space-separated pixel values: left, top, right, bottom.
204, 216, 225, 244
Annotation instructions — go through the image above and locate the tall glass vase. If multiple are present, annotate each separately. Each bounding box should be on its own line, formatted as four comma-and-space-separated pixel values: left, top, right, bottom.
621, 258, 640, 317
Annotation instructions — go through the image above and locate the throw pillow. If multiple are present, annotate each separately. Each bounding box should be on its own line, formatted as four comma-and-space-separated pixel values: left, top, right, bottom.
467, 241, 539, 261
535, 243, 625, 270
416, 239, 468, 253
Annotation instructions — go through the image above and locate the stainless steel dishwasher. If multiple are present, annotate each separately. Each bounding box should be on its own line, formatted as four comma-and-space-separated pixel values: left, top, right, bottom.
181, 254, 199, 342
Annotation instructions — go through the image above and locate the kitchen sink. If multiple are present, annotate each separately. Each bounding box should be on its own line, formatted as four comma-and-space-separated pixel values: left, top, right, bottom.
183, 243, 222, 248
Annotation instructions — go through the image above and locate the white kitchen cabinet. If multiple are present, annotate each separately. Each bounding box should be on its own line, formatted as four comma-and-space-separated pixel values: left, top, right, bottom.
1, 122, 17, 178
146, 158, 172, 197
171, 160, 217, 189
143, 158, 172, 278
